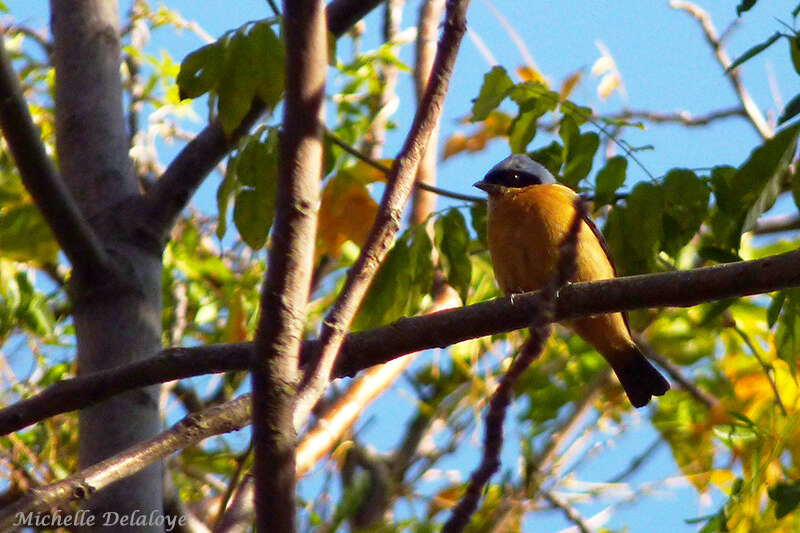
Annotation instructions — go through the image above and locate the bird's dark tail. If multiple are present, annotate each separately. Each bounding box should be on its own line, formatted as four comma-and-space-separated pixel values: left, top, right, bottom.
611, 348, 670, 408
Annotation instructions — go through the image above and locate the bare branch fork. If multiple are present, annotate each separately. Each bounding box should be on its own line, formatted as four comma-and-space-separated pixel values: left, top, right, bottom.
1, 246, 799, 436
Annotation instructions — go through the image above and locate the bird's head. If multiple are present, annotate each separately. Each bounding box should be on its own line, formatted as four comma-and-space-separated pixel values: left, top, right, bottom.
474, 154, 556, 194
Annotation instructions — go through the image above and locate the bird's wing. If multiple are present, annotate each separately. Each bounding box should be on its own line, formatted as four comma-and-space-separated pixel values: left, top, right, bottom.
578, 195, 634, 336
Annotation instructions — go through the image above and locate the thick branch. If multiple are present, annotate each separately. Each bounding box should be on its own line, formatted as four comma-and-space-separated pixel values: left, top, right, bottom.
294, 0, 470, 427
0, 33, 110, 280
250, 1, 326, 531
2, 248, 799, 436
144, 0, 386, 238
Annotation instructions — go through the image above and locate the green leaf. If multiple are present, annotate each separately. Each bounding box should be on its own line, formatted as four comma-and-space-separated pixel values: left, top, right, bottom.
709, 125, 800, 251
177, 42, 224, 100
0, 204, 60, 263
560, 119, 599, 188
218, 31, 259, 134
559, 99, 594, 126
470, 202, 488, 249
738, 123, 800, 232
790, 37, 800, 77
736, 0, 757, 16
793, 166, 800, 213
528, 141, 564, 176
604, 181, 663, 275
775, 287, 800, 376
471, 66, 514, 121
354, 227, 434, 330
233, 189, 269, 249
250, 22, 285, 109
778, 92, 800, 125
594, 156, 627, 207
767, 291, 787, 328
509, 82, 558, 112
434, 209, 472, 304
769, 480, 800, 519
508, 109, 538, 154
697, 245, 743, 264
661, 169, 709, 256
727, 31, 782, 71
217, 158, 238, 239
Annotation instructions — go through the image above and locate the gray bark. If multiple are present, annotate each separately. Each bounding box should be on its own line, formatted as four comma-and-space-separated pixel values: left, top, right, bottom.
51, 1, 163, 530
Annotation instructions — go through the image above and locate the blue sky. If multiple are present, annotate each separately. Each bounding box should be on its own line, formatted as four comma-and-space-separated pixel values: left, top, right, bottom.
5, 1, 800, 531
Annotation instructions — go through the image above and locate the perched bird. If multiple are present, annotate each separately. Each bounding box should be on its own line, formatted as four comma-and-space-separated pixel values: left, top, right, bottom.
474, 154, 669, 407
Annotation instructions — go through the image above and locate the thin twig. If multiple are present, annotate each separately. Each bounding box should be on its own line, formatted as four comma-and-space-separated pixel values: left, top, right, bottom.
293, 0, 472, 428
732, 324, 787, 416
212, 443, 253, 531
609, 106, 746, 127
636, 337, 719, 410
325, 128, 483, 203
0, 33, 110, 281
542, 491, 592, 533
607, 437, 663, 483
752, 214, 800, 235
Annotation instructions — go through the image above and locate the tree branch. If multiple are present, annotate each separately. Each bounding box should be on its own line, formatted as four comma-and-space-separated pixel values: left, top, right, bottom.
295, 284, 461, 477
0, 32, 110, 280
144, 0, 387, 239
2, 247, 800, 436
670, 1, 772, 139
249, 1, 326, 532
542, 491, 592, 533
610, 106, 747, 127
293, 0, 470, 427
636, 336, 719, 410
325, 129, 483, 203
0, 395, 252, 531
752, 214, 800, 235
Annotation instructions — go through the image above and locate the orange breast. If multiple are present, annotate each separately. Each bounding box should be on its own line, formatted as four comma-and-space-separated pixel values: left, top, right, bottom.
486, 183, 634, 355
486, 184, 615, 291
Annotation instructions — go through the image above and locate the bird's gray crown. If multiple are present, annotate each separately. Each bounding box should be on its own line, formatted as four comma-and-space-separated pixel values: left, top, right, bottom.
481, 154, 556, 188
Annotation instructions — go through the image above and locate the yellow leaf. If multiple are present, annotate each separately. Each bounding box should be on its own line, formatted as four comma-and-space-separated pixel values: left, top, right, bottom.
733, 372, 773, 401
591, 55, 614, 76
559, 69, 583, 100
443, 132, 468, 160
710, 469, 736, 488
337, 159, 390, 184
597, 73, 620, 100
517, 65, 544, 84
317, 174, 378, 259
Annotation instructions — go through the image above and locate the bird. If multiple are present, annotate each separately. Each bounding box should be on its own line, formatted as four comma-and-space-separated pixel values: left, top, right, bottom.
474, 154, 670, 407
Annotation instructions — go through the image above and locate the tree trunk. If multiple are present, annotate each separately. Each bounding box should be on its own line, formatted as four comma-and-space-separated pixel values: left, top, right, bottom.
51, 1, 163, 530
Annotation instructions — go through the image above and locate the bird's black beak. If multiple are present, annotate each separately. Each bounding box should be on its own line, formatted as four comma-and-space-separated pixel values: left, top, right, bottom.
474, 180, 500, 194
